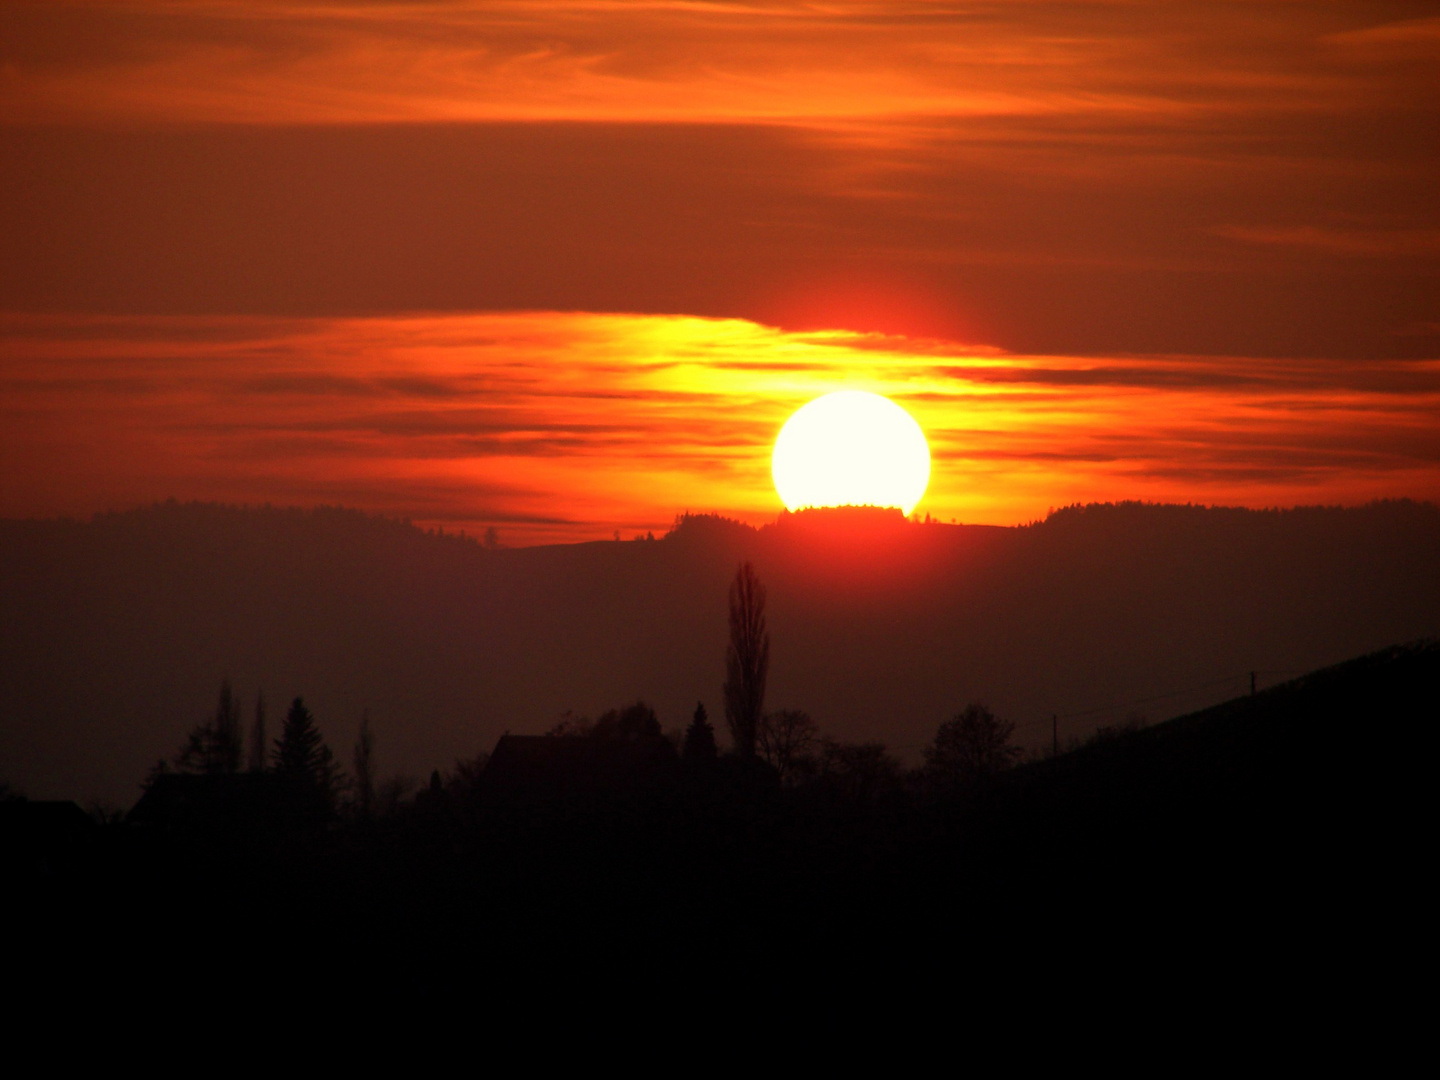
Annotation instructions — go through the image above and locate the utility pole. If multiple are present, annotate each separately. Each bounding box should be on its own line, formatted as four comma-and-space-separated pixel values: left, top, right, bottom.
1250, 671, 1256, 696
1052, 714, 1058, 758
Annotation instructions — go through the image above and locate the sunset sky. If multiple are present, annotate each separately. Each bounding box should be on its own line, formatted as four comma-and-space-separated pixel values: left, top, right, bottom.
3, 1, 1437, 543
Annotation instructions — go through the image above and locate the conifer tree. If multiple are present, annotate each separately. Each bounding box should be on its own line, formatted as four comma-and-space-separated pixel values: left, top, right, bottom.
682, 701, 718, 761
273, 696, 340, 814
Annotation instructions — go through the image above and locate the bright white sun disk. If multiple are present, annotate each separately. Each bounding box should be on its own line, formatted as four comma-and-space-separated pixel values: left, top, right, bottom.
772, 390, 930, 515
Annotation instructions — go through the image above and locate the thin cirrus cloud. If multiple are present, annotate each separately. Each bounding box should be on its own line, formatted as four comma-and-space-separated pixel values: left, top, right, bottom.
3, 3, 1437, 360
0, 1, 1365, 125
1210, 225, 1440, 259
3, 312, 1437, 545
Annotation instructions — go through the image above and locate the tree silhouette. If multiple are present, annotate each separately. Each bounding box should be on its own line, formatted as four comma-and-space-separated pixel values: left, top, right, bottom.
816, 739, 904, 806
682, 701, 718, 761
723, 562, 769, 759
591, 701, 662, 742
546, 710, 593, 738
353, 711, 375, 817
214, 681, 243, 773
273, 696, 340, 815
446, 751, 490, 810
924, 702, 1020, 790
247, 691, 268, 773
175, 679, 244, 774
758, 709, 818, 785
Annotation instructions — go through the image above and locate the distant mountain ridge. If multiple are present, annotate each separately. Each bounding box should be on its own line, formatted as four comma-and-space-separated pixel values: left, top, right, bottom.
3, 499, 1437, 804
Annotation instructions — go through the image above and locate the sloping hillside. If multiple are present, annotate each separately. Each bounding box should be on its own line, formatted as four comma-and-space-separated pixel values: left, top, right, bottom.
965, 640, 1435, 891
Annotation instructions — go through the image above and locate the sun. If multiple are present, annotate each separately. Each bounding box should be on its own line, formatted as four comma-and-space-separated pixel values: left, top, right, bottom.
772, 390, 931, 515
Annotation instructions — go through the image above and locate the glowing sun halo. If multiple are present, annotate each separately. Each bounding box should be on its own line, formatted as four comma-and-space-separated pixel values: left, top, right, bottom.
772, 390, 931, 515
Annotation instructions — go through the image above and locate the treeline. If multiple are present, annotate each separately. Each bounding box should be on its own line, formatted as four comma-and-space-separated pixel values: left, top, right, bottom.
145, 686, 1027, 827
140, 560, 1031, 829
149, 682, 414, 820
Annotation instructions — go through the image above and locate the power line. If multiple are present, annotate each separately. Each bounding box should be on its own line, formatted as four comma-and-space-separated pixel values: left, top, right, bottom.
1058, 672, 1244, 720
1013, 666, 1309, 735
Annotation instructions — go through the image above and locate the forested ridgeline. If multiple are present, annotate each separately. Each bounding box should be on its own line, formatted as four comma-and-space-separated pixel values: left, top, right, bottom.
2, 498, 1437, 806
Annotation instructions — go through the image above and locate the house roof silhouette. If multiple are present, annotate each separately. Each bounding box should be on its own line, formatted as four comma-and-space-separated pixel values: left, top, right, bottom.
127, 771, 296, 832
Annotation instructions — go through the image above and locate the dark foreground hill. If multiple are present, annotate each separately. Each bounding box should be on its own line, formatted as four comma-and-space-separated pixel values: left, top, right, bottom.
2, 499, 1438, 804
961, 640, 1434, 891
11, 643, 1431, 1006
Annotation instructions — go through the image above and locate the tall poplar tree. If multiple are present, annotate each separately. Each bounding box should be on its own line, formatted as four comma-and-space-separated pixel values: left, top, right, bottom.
723, 562, 769, 759
175, 679, 244, 774
247, 692, 268, 773
353, 711, 375, 818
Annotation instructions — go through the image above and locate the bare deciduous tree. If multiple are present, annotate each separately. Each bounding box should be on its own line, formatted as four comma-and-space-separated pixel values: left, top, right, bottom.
816, 739, 904, 805
758, 709, 818, 785
924, 702, 1020, 790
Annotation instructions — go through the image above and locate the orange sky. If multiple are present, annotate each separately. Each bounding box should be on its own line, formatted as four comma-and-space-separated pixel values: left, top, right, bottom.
1, 2, 1437, 538
5, 3, 1437, 127
4, 312, 1436, 544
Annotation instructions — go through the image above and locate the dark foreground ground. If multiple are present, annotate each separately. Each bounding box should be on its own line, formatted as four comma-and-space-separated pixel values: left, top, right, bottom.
7, 642, 1432, 1015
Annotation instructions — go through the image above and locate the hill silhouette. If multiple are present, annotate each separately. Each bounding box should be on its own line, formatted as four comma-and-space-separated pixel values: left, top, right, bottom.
2, 499, 1437, 804
953, 639, 1433, 890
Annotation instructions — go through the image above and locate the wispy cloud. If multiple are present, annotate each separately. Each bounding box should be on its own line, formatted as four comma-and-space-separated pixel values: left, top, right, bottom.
3, 311, 1436, 543
1, 2, 1430, 126
1325, 15, 1440, 53
3, 4, 1436, 359
1213, 225, 1440, 258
